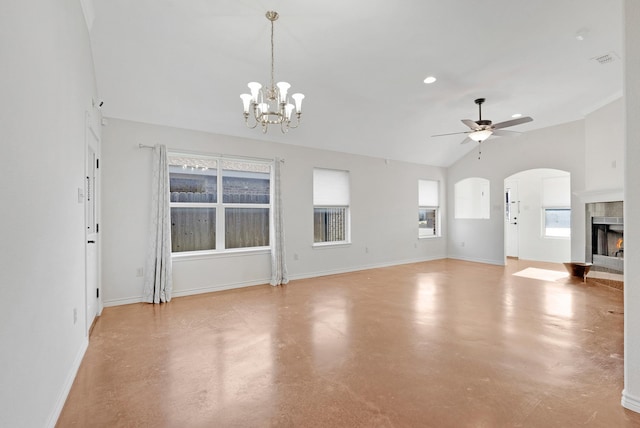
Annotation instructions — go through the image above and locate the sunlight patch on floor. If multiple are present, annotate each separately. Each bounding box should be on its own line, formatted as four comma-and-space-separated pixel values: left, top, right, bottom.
513, 267, 569, 282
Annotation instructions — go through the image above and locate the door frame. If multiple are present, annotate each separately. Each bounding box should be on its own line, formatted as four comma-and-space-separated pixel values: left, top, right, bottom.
85, 109, 102, 335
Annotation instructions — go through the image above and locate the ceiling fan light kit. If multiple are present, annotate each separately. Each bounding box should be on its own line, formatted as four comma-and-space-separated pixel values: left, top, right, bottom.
240, 11, 304, 134
432, 97, 534, 158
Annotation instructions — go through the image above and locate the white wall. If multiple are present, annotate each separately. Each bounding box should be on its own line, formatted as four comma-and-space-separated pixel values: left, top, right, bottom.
623, 0, 640, 414
504, 169, 571, 263
101, 118, 447, 305
0, 1, 98, 426
585, 97, 624, 193
447, 120, 586, 265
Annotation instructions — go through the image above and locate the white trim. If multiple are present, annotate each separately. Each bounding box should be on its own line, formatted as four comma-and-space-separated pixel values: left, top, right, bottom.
287, 256, 446, 281
171, 279, 271, 298
622, 390, 640, 413
103, 296, 144, 307
103, 256, 447, 307
574, 188, 624, 203
312, 241, 351, 249
47, 338, 89, 428
447, 255, 505, 266
172, 247, 270, 261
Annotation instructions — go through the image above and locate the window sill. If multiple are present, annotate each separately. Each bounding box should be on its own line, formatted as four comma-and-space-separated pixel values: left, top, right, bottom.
312, 241, 352, 249
419, 235, 442, 239
172, 247, 270, 262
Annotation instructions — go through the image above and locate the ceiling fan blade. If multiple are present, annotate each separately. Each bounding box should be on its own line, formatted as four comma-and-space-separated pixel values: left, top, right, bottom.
432, 131, 470, 137
492, 116, 533, 129
491, 129, 522, 137
462, 119, 479, 130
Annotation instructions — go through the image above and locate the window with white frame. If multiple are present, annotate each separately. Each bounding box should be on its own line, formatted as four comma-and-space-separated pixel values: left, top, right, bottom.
168, 154, 271, 253
313, 168, 350, 244
418, 179, 440, 238
542, 175, 571, 238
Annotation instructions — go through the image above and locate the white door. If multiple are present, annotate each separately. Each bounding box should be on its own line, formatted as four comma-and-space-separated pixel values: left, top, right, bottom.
85, 112, 100, 334
505, 180, 519, 258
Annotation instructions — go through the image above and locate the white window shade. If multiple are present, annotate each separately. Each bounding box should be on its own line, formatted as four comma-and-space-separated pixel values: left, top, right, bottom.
419, 180, 439, 206
313, 168, 350, 206
542, 176, 570, 207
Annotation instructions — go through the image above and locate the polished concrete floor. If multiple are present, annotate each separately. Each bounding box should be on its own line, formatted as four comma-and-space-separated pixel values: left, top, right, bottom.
57, 259, 640, 427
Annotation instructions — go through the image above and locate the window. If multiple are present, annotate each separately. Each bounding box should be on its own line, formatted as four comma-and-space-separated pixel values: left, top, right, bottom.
454, 177, 490, 219
418, 179, 440, 238
542, 175, 571, 238
544, 208, 571, 237
313, 168, 350, 244
169, 154, 271, 253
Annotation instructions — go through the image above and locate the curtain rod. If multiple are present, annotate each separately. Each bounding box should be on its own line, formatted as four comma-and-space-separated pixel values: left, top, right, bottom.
138, 143, 284, 163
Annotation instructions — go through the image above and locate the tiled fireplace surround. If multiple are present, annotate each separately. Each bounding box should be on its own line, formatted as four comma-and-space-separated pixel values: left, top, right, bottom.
585, 201, 624, 291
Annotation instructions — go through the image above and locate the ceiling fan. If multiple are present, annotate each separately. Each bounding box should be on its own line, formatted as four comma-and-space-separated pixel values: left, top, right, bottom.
432, 98, 533, 145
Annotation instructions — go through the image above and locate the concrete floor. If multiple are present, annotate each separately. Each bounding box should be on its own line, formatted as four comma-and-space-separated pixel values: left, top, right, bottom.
57, 259, 640, 427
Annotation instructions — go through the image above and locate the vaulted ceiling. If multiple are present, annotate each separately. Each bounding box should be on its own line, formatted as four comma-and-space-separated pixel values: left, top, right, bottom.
89, 0, 623, 167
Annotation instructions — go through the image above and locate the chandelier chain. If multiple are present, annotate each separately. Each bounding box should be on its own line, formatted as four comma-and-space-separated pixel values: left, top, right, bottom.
270, 18, 275, 90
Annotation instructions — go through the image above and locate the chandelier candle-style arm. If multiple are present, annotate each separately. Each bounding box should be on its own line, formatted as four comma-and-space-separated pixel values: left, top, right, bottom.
240, 11, 305, 134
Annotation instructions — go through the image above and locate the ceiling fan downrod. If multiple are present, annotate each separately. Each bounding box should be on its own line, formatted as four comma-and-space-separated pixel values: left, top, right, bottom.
475, 98, 491, 126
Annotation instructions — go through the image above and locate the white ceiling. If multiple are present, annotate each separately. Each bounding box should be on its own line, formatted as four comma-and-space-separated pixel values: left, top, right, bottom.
89, 0, 623, 167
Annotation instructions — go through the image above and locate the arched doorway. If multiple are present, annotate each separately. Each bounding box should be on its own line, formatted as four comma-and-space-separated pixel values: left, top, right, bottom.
504, 168, 571, 263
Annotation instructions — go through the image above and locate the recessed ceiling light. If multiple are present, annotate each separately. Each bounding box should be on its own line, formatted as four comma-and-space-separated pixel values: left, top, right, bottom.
512, 113, 522, 118
423, 76, 437, 84
575, 29, 589, 41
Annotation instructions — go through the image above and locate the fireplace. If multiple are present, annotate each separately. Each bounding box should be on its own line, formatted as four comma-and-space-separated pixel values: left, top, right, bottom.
591, 216, 623, 273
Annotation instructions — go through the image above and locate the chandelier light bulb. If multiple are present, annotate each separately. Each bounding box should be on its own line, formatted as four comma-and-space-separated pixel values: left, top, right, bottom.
240, 94, 252, 113
248, 82, 262, 102
291, 93, 305, 112
285, 103, 294, 120
276, 82, 291, 103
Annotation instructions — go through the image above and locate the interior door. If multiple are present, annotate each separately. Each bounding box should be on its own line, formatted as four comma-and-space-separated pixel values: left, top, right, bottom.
505, 180, 519, 258
85, 112, 100, 334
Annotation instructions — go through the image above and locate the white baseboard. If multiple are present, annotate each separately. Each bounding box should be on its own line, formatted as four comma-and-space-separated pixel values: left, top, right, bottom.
171, 279, 272, 298
103, 295, 143, 307
288, 256, 446, 281
447, 255, 505, 266
102, 256, 447, 307
46, 338, 89, 428
622, 389, 640, 413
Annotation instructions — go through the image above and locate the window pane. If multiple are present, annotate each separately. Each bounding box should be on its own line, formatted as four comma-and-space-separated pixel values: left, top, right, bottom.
171, 207, 216, 252
314, 207, 347, 243
419, 208, 437, 237
169, 165, 217, 203
225, 208, 269, 249
545, 209, 571, 237
222, 161, 270, 204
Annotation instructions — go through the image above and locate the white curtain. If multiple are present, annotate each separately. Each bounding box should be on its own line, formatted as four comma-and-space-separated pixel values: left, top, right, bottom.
143, 144, 173, 303
270, 158, 289, 286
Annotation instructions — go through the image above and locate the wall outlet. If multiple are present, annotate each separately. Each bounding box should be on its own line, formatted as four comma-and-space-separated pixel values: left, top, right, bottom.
73, 308, 77, 324
136, 267, 144, 277
365, 247, 369, 253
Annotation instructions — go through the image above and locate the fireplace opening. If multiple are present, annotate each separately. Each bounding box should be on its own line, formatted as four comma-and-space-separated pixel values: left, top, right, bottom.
591, 216, 623, 273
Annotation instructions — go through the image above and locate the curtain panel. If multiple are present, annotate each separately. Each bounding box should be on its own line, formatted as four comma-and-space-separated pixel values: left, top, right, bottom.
143, 144, 173, 303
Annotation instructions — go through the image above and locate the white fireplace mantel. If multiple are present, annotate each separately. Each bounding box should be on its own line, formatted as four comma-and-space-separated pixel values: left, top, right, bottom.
573, 188, 624, 204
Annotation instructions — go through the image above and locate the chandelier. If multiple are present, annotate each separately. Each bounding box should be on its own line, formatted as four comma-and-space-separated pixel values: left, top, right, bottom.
240, 11, 304, 134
